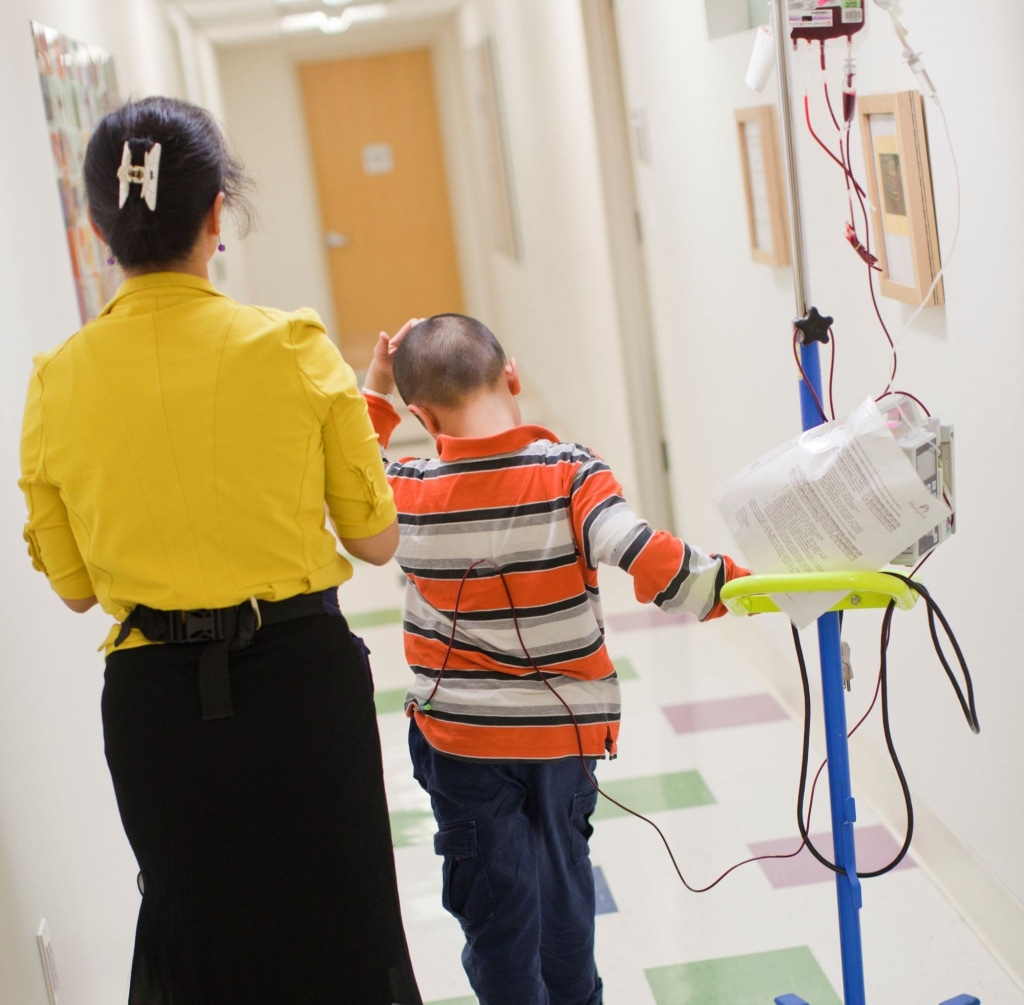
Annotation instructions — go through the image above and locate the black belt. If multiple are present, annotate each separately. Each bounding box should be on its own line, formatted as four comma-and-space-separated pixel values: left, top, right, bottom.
113, 591, 333, 721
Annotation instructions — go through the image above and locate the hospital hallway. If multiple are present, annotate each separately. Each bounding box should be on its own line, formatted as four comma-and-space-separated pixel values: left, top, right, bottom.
344, 420, 1023, 1005
5, 1, 1024, 1002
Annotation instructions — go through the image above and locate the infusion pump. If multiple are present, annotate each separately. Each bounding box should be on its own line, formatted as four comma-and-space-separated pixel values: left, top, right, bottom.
876, 393, 956, 566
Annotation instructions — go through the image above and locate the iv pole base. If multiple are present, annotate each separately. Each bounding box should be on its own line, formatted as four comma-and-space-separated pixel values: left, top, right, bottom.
775, 995, 979, 1004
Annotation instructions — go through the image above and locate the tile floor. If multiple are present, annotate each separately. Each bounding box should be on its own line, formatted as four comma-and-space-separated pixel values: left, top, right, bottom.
345, 420, 1023, 1005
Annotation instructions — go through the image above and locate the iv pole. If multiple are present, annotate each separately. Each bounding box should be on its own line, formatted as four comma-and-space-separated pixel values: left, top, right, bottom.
768, 1, 867, 1001
763, 6, 980, 1005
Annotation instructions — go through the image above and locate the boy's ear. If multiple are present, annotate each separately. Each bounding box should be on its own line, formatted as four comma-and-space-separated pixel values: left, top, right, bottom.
505, 357, 521, 396
408, 403, 442, 437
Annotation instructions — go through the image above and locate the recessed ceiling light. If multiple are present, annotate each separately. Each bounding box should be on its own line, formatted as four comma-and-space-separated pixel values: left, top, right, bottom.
280, 10, 329, 31
280, 3, 386, 34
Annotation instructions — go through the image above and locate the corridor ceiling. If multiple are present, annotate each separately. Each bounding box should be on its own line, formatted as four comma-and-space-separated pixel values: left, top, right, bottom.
168, 0, 461, 46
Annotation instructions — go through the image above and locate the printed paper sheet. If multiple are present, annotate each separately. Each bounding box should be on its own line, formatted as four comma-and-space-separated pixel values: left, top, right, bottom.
715, 398, 949, 627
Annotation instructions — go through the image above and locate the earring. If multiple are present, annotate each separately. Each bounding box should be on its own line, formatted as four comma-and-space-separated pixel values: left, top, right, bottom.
107, 251, 115, 266
217, 239, 226, 253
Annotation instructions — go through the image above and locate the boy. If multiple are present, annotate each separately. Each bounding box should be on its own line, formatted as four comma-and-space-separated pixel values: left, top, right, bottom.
363, 314, 748, 1005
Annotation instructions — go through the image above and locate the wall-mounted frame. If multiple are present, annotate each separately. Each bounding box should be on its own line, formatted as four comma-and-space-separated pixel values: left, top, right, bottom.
31, 22, 121, 323
735, 104, 790, 267
858, 90, 943, 307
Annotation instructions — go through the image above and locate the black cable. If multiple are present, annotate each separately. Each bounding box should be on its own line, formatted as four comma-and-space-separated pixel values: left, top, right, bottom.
791, 607, 915, 878
883, 572, 980, 734
429, 561, 979, 890
789, 575, 979, 878
430, 559, 808, 893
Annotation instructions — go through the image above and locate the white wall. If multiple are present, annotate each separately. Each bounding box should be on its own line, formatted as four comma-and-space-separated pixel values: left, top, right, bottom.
0, 3, 183, 1002
215, 40, 335, 318
612, 0, 1024, 982
454, 0, 640, 497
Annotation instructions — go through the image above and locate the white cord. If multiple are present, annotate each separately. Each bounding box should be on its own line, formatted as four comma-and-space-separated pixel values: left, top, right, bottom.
882, 99, 961, 395
895, 97, 960, 340
871, 1, 961, 394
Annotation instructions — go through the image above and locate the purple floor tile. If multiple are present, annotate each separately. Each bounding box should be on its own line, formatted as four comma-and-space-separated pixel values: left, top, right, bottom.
662, 693, 789, 734
593, 865, 617, 914
748, 825, 916, 888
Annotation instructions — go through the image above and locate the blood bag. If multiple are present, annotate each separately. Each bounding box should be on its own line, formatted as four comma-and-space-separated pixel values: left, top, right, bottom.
788, 0, 866, 43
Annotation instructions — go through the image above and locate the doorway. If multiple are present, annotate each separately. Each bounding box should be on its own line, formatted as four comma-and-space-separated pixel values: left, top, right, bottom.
581, 0, 675, 531
297, 48, 465, 372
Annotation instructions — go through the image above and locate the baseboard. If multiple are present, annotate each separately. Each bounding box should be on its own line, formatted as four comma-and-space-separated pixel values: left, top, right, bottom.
850, 731, 1024, 991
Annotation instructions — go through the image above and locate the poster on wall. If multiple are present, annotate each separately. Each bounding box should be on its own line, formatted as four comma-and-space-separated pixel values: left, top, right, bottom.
31, 22, 122, 324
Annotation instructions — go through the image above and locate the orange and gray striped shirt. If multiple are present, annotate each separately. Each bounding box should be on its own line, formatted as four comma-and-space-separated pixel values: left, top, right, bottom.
365, 394, 746, 762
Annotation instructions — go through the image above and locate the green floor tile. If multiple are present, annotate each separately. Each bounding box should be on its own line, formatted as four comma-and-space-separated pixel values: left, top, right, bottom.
645, 945, 840, 1005
347, 607, 403, 629
389, 808, 436, 848
374, 686, 407, 715
426, 997, 477, 1005
613, 656, 639, 680
592, 770, 715, 820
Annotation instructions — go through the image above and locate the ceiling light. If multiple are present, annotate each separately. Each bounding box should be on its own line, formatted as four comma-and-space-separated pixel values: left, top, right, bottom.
280, 3, 386, 34
280, 10, 330, 31
333, 3, 387, 25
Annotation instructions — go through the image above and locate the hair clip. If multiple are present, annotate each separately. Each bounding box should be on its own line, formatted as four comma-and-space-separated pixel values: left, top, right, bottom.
116, 141, 161, 211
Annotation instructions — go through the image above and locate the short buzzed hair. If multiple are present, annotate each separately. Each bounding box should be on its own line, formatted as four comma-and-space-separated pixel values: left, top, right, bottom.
393, 314, 508, 409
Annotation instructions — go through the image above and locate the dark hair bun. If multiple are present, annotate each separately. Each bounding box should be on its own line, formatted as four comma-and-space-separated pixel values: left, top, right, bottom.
84, 96, 254, 269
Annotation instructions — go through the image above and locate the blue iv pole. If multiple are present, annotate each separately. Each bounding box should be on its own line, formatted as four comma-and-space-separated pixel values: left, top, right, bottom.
764, 7, 981, 1004
768, 0, 867, 999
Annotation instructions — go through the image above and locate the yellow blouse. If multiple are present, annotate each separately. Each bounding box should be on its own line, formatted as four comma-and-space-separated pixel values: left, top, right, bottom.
19, 273, 396, 646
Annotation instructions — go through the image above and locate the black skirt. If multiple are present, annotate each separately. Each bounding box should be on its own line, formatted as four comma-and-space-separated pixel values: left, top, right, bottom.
102, 610, 422, 1005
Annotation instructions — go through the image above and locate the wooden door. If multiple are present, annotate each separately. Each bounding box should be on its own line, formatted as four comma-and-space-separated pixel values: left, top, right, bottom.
298, 49, 464, 371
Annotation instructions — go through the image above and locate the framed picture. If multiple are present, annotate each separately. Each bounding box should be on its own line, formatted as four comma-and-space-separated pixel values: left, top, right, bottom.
858, 90, 943, 307
31, 21, 122, 323
735, 104, 790, 266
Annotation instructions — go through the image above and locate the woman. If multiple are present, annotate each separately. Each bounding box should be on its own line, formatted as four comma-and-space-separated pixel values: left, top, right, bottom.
19, 96, 422, 1005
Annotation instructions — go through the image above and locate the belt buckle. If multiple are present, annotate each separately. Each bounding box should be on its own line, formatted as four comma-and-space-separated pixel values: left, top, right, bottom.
175, 608, 225, 643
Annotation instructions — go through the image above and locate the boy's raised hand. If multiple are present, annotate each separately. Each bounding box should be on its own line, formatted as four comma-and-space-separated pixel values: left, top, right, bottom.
387, 317, 422, 361
366, 318, 422, 394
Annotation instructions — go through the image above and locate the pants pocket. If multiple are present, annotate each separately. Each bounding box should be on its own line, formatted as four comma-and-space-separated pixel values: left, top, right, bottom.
433, 822, 495, 926
570, 785, 598, 865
